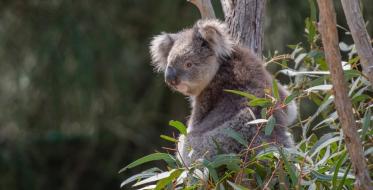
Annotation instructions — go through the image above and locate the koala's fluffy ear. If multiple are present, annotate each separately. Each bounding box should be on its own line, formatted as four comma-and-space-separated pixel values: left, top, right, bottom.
195, 19, 234, 58
149, 32, 177, 72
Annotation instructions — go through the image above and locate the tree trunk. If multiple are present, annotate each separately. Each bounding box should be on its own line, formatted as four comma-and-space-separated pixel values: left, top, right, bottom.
220, 0, 266, 57
341, 0, 373, 86
316, 0, 373, 189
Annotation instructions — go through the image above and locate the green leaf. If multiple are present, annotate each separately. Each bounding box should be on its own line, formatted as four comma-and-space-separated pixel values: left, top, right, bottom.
279, 148, 298, 185
272, 79, 280, 100
202, 159, 219, 183
224, 89, 257, 100
284, 93, 297, 105
119, 153, 175, 173
361, 109, 371, 140
169, 120, 187, 135
155, 169, 182, 190
335, 164, 352, 190
248, 98, 272, 107
208, 154, 241, 171
309, 135, 341, 158
332, 152, 347, 189
224, 128, 248, 147
311, 170, 333, 181
160, 135, 178, 143
308, 0, 317, 22
265, 116, 276, 136
227, 181, 249, 190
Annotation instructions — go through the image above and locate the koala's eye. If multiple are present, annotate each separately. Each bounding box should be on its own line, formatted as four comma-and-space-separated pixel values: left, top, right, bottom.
185, 62, 193, 68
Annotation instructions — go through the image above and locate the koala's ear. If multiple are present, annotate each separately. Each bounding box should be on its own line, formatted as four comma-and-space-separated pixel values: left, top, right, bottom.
195, 19, 234, 58
149, 32, 177, 72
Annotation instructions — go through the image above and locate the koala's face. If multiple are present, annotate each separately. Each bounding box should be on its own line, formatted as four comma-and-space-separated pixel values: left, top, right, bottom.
150, 19, 233, 96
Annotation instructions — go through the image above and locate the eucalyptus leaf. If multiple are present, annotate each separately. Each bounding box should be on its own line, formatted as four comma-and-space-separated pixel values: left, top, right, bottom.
224, 89, 257, 100
119, 153, 175, 173
265, 116, 276, 136
169, 120, 187, 135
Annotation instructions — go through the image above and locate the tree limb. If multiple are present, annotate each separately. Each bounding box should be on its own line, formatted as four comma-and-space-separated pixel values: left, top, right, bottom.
316, 0, 373, 189
341, 0, 373, 86
187, 0, 216, 19
220, 0, 266, 57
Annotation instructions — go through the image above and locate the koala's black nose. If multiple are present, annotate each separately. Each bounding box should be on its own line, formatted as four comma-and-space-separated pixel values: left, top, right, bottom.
165, 67, 179, 86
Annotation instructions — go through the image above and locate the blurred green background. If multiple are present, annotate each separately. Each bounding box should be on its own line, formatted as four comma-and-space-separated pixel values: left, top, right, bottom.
0, 0, 372, 189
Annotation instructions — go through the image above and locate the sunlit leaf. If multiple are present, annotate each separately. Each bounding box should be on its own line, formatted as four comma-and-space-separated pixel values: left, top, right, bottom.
133, 170, 176, 187
155, 169, 182, 190
247, 119, 268, 125
305, 84, 332, 93
248, 98, 272, 107
169, 120, 187, 135
160, 135, 178, 143
119, 153, 175, 173
121, 168, 161, 187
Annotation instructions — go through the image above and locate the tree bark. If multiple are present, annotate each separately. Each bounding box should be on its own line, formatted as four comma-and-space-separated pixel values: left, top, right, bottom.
220, 0, 266, 57
316, 0, 373, 189
341, 0, 373, 86
187, 0, 216, 19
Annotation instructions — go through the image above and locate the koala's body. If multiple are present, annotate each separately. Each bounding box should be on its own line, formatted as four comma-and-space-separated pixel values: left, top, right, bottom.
150, 19, 297, 165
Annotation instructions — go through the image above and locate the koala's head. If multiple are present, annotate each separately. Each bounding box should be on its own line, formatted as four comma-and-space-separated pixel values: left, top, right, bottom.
149, 19, 234, 96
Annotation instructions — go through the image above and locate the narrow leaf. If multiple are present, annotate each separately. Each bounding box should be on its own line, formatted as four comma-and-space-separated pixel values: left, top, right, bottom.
272, 79, 280, 100
248, 98, 272, 107
160, 135, 178, 143
227, 181, 249, 190
224, 89, 257, 100
279, 148, 298, 185
247, 119, 268, 125
305, 84, 333, 93
335, 164, 352, 190
121, 168, 161, 187
265, 116, 276, 136
155, 169, 182, 190
169, 120, 187, 135
361, 109, 371, 140
284, 93, 298, 105
224, 128, 248, 147
133, 170, 175, 187
119, 153, 175, 173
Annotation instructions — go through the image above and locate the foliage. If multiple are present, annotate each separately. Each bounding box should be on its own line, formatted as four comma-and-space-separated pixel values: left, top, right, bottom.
121, 14, 373, 190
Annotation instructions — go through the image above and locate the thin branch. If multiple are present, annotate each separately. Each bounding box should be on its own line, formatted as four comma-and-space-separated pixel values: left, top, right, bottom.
187, 0, 216, 19
316, 0, 373, 189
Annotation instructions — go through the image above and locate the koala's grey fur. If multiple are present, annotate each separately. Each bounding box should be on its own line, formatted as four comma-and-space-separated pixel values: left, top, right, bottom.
150, 19, 297, 165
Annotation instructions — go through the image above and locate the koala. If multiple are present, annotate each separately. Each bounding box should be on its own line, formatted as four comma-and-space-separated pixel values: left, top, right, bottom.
150, 19, 297, 166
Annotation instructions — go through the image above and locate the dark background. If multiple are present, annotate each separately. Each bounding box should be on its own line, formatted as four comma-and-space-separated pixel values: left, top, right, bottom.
0, 0, 372, 189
